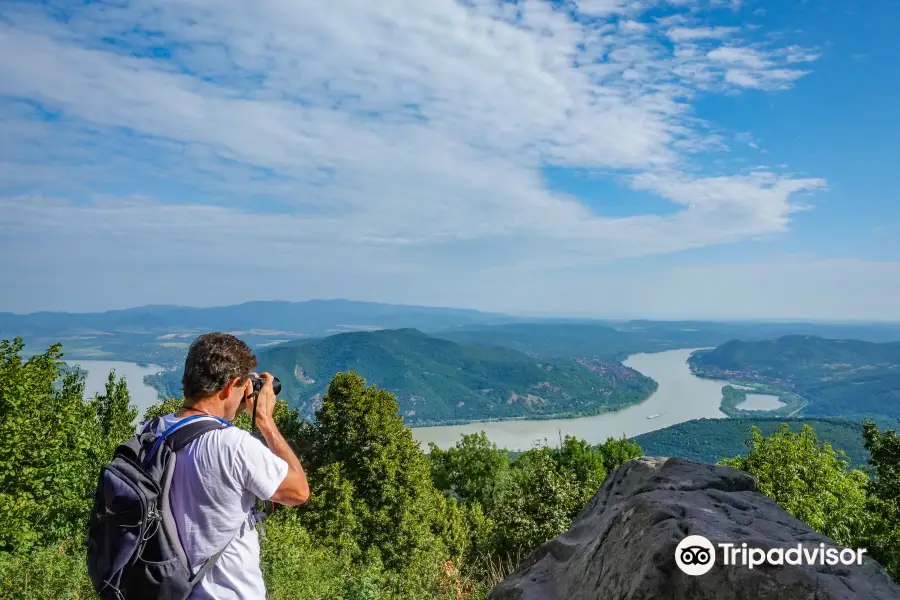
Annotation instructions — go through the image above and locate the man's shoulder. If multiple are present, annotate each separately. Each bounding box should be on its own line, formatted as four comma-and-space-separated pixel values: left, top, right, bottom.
215, 424, 254, 444
133, 415, 257, 449
210, 425, 270, 457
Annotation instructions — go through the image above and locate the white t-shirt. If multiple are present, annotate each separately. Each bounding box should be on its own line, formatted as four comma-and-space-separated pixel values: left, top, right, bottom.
137, 414, 289, 600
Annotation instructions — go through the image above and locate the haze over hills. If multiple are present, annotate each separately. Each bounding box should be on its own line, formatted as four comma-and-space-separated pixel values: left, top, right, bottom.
8, 299, 900, 369
0, 299, 511, 337
1, 299, 515, 365
438, 320, 900, 360
690, 336, 900, 421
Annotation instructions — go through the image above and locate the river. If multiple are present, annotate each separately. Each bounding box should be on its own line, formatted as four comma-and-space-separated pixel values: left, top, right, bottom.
411, 348, 729, 450
69, 360, 165, 419
69, 348, 731, 447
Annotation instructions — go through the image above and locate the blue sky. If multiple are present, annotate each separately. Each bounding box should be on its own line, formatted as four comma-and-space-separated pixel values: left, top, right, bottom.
1, 0, 898, 319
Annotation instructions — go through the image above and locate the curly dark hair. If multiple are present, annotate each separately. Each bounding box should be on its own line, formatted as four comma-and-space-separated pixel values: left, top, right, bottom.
182, 332, 258, 403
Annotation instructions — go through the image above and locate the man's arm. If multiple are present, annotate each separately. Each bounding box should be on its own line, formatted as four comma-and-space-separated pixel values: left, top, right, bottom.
258, 417, 310, 506
246, 372, 310, 507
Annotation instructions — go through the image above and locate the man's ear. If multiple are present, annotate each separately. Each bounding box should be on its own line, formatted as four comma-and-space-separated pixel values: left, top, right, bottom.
221, 377, 242, 399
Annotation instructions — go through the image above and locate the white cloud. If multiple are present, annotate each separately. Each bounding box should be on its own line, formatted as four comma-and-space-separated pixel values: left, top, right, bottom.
717, 0, 743, 10
620, 19, 650, 33
708, 46, 769, 69
0, 0, 829, 313
666, 26, 738, 41
706, 46, 815, 90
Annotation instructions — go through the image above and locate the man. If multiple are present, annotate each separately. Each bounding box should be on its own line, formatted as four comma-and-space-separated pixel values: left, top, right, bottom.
137, 332, 309, 599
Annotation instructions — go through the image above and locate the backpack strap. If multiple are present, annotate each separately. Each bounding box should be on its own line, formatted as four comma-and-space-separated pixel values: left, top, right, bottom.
189, 533, 237, 587
142, 417, 160, 435
167, 417, 232, 453
151, 415, 237, 588
147, 415, 232, 460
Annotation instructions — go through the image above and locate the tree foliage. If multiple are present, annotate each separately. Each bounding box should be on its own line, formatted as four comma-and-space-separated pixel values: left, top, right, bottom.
722, 424, 870, 547
301, 372, 464, 575
429, 432, 509, 510
550, 436, 607, 506
0, 338, 137, 553
491, 447, 583, 558
594, 435, 643, 475
861, 421, 900, 581
721, 422, 900, 583
429, 432, 638, 567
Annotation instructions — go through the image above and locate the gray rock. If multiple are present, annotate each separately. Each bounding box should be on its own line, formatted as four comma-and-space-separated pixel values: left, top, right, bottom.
490, 457, 900, 600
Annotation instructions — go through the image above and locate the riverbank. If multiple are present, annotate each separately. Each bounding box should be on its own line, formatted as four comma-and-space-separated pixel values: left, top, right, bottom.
687, 352, 808, 418
718, 383, 807, 417
408, 382, 658, 428
412, 348, 730, 450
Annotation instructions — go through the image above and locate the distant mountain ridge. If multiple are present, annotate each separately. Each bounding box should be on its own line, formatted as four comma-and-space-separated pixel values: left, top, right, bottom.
7, 298, 900, 381
254, 328, 658, 425
2, 299, 516, 366
435, 321, 900, 360
0, 299, 512, 336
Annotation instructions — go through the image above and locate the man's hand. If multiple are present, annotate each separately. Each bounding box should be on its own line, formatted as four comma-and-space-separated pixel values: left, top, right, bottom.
245, 372, 277, 428
245, 372, 310, 506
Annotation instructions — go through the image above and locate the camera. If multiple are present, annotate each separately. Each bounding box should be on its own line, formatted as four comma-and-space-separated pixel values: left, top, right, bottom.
249, 374, 281, 396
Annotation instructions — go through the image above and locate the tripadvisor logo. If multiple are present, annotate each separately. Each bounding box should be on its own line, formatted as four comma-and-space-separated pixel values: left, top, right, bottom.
675, 535, 716, 576
675, 535, 867, 576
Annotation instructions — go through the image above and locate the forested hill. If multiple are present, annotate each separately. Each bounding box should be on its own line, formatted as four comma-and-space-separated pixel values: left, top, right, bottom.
257, 328, 657, 425
632, 417, 872, 466
690, 336, 900, 421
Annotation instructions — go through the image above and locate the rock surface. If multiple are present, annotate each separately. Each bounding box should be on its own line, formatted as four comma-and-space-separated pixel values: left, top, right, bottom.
490, 457, 900, 600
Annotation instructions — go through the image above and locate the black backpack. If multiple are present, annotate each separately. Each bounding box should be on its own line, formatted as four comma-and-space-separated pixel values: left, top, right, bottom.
87, 415, 237, 600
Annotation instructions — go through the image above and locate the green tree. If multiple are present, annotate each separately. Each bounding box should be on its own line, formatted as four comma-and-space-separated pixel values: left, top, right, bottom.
862, 421, 900, 581
552, 435, 607, 501
492, 447, 583, 559
92, 370, 138, 458
0, 339, 111, 552
458, 500, 498, 570
429, 432, 509, 510
259, 510, 387, 600
595, 435, 643, 474
722, 424, 870, 548
303, 372, 465, 577
301, 462, 362, 558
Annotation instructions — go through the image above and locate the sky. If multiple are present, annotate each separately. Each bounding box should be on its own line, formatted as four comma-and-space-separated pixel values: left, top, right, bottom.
1, 0, 899, 320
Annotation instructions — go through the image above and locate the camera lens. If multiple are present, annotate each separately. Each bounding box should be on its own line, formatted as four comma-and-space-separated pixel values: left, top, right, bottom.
251, 375, 281, 396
